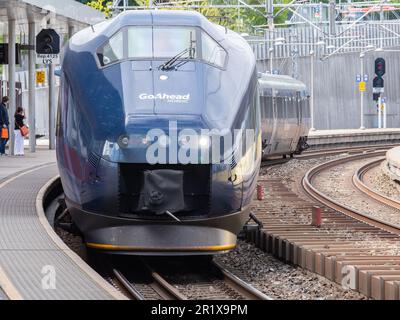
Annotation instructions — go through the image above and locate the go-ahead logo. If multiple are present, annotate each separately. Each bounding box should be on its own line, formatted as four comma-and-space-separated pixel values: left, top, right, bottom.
139, 93, 190, 103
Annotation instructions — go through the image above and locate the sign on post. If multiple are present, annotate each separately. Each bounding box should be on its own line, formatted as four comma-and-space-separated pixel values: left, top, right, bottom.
373, 87, 384, 93
36, 70, 46, 85
36, 54, 60, 65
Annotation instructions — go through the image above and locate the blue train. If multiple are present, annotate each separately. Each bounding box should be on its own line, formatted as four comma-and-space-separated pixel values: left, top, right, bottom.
57, 10, 262, 255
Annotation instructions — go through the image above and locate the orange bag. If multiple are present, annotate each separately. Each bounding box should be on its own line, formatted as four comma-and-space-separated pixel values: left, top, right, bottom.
1, 128, 8, 139
20, 126, 29, 137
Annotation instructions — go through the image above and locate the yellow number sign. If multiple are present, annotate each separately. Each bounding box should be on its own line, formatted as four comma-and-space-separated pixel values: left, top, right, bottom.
36, 71, 46, 85
359, 81, 366, 92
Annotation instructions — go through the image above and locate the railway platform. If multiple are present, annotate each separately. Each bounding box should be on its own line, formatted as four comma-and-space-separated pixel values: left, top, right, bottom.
386, 147, 400, 182
0, 149, 124, 300
308, 128, 400, 149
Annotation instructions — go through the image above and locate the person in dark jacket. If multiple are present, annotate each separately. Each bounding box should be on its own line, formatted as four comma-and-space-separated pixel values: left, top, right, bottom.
0, 96, 10, 156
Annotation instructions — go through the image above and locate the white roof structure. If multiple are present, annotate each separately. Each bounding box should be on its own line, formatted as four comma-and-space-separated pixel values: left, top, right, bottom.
0, 0, 105, 35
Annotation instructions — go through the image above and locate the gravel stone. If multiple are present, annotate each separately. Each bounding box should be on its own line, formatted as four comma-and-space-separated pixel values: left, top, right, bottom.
216, 241, 366, 300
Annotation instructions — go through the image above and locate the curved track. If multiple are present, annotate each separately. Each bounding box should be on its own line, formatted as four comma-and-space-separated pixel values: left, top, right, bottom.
302, 150, 400, 235
249, 146, 400, 300
353, 158, 400, 211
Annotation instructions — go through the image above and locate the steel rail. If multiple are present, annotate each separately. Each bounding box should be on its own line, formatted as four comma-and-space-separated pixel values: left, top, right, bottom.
113, 269, 146, 300
212, 261, 272, 300
353, 158, 400, 211
302, 150, 400, 236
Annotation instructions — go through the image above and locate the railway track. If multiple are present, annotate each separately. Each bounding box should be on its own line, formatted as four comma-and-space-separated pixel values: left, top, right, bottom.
354, 158, 400, 211
261, 143, 399, 168
248, 147, 400, 300
46, 144, 400, 300
302, 151, 400, 234
112, 258, 271, 300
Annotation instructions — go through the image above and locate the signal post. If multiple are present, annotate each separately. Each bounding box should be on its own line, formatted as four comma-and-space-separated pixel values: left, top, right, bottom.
373, 58, 386, 129
36, 28, 60, 150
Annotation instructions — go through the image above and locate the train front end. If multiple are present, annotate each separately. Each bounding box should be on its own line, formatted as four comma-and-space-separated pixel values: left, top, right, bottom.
57, 10, 261, 255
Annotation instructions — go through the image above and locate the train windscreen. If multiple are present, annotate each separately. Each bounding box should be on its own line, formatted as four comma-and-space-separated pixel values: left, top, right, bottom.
97, 26, 227, 69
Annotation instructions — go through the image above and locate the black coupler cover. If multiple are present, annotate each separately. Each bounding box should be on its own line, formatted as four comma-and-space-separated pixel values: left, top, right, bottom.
138, 170, 185, 215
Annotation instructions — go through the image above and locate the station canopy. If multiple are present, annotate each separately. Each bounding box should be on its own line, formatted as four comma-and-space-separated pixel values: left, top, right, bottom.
0, 0, 105, 35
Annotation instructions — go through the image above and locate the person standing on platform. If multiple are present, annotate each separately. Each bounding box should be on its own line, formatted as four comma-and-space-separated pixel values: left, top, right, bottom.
14, 107, 26, 156
0, 96, 10, 156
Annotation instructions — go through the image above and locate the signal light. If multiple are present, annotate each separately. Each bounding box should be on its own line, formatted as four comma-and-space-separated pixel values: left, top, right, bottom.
36, 29, 60, 55
373, 76, 384, 88
374, 58, 385, 77
373, 93, 380, 101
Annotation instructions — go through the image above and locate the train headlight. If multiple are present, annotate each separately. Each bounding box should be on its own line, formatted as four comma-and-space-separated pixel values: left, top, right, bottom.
178, 134, 210, 149
199, 135, 210, 148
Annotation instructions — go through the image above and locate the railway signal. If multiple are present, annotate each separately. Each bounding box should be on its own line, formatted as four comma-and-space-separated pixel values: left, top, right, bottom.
373, 58, 387, 127
36, 29, 60, 55
36, 29, 60, 65
373, 58, 385, 101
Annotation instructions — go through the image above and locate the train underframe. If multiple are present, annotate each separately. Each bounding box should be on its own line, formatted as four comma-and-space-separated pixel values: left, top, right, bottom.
66, 198, 251, 256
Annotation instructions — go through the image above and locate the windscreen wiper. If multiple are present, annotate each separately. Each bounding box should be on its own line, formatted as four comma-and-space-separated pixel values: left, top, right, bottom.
158, 47, 195, 71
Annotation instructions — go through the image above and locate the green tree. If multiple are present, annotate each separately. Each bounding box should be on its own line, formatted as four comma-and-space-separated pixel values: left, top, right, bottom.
78, 0, 293, 34
86, 0, 113, 16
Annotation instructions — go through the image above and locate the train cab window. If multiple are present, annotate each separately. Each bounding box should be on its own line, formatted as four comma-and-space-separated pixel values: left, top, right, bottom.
97, 26, 226, 69
97, 31, 124, 66
128, 27, 152, 58
201, 32, 227, 68
153, 27, 198, 59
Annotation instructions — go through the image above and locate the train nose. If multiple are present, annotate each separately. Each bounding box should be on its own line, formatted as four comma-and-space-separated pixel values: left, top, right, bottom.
138, 169, 185, 216
128, 63, 203, 116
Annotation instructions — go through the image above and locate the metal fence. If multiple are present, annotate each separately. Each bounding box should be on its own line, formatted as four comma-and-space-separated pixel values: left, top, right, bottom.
249, 21, 400, 60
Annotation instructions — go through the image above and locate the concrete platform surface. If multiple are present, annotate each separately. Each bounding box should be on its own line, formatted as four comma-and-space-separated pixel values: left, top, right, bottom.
308, 128, 400, 148
0, 148, 56, 181
309, 128, 400, 137
386, 147, 400, 181
0, 148, 124, 300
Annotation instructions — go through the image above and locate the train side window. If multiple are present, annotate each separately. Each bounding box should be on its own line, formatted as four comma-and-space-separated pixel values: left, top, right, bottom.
302, 95, 311, 118
260, 97, 265, 118
201, 32, 227, 68
266, 96, 273, 119
66, 87, 79, 149
56, 74, 68, 138
287, 93, 296, 118
97, 31, 124, 66
276, 97, 285, 119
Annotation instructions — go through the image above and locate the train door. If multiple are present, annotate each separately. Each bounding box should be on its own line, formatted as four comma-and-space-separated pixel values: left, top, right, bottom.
269, 89, 279, 154
290, 91, 303, 151
260, 88, 274, 155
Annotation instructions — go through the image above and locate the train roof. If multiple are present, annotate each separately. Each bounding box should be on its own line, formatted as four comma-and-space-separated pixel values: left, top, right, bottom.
258, 73, 308, 92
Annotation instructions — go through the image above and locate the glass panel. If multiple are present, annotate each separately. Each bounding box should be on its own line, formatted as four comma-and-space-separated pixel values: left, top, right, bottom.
202, 32, 227, 68
98, 31, 124, 66
153, 27, 197, 58
97, 26, 227, 68
128, 27, 153, 58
